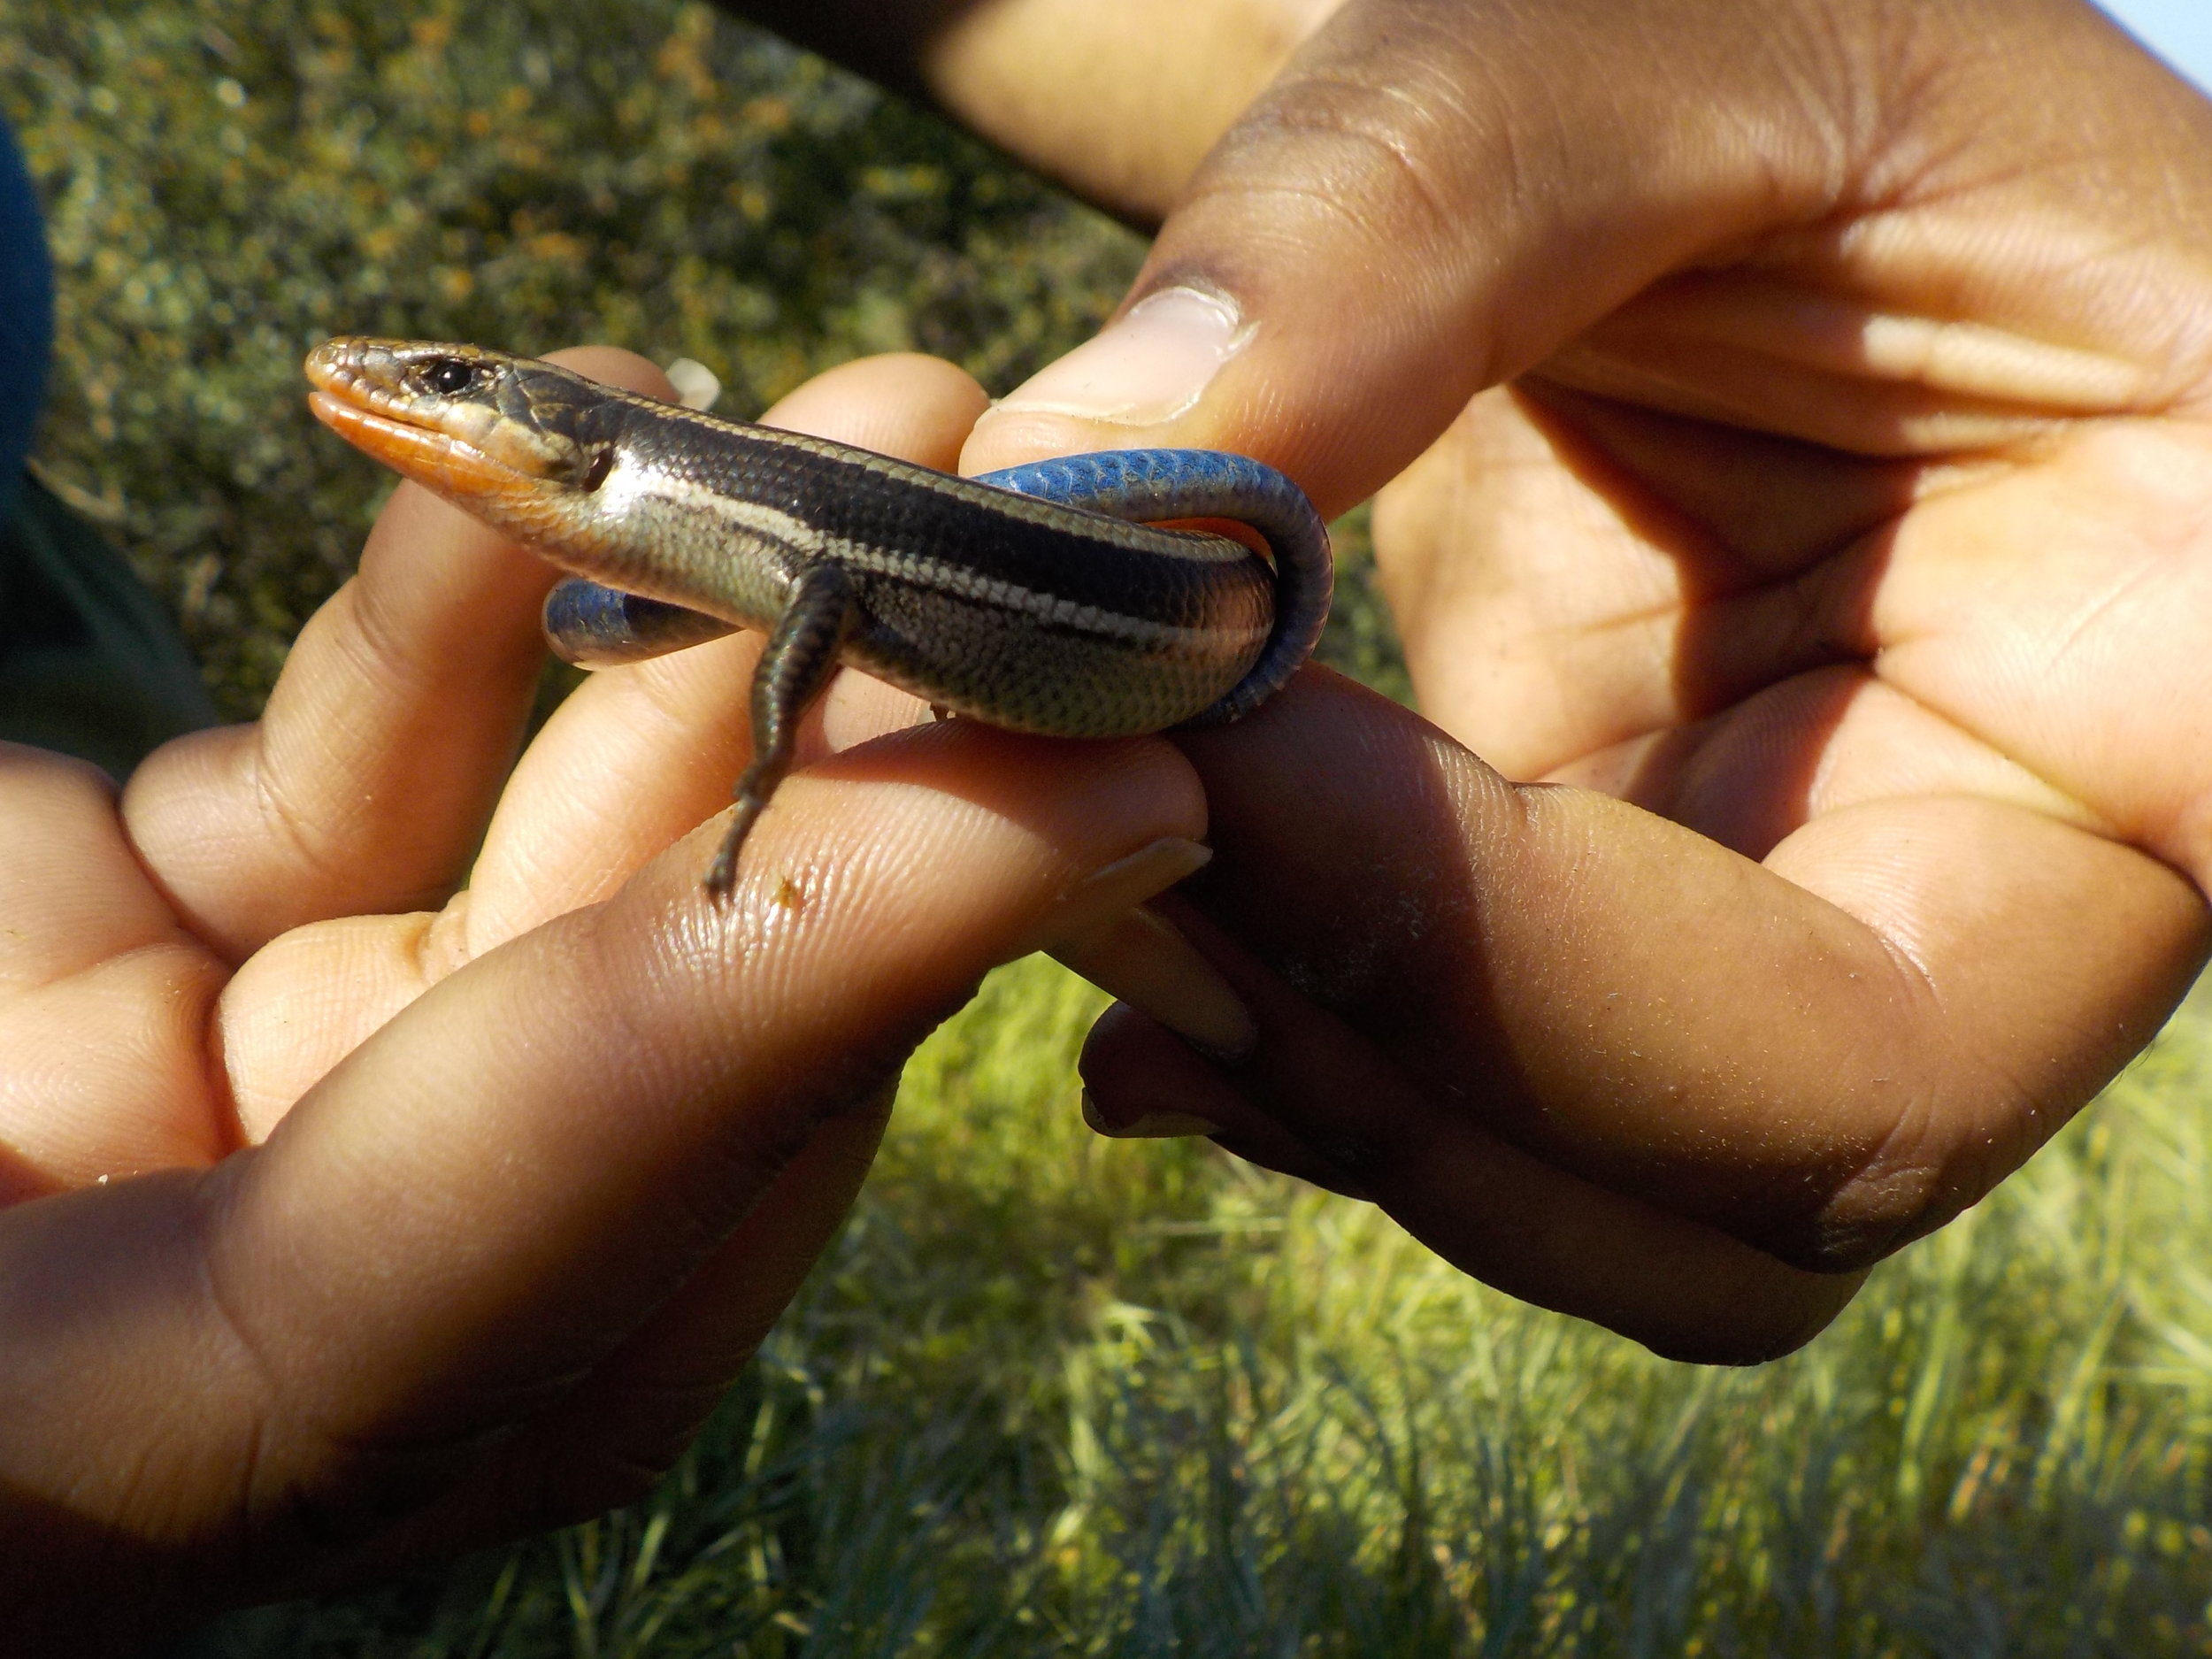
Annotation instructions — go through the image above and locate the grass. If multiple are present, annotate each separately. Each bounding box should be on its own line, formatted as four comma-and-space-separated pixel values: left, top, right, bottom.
193, 964, 2212, 1655
9, 1, 2211, 1652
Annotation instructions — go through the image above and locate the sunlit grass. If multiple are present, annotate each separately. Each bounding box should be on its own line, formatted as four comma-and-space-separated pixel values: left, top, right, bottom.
195, 964, 2212, 1655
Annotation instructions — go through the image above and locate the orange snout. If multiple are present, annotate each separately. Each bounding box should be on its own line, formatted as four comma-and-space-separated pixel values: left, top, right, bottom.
307, 391, 527, 502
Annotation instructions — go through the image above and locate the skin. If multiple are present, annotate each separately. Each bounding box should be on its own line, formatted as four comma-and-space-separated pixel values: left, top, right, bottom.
0, 351, 1210, 1648
742, 0, 2212, 1351
11, 0, 2212, 1639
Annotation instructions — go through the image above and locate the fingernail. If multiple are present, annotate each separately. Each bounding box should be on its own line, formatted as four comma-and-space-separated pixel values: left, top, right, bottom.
1082, 1088, 1223, 1141
1022, 838, 1258, 1059
1049, 906, 1258, 1061
664, 357, 722, 411
1026, 836, 1214, 953
987, 288, 1252, 427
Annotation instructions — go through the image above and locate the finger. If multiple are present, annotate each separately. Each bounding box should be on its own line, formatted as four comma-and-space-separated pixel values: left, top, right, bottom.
1081, 999, 1370, 1194
0, 719, 1206, 1620
962, 0, 2211, 511
1118, 673, 2204, 1279
460, 354, 989, 942
763, 349, 990, 466
1369, 383, 1922, 778
741, 0, 1337, 224
0, 746, 233, 1186
121, 348, 676, 963
1079, 910, 1863, 1364
217, 910, 457, 1144
1386, 387, 2212, 891
278, 1092, 897, 1586
427, 1094, 895, 1546
1365, 385, 2059, 810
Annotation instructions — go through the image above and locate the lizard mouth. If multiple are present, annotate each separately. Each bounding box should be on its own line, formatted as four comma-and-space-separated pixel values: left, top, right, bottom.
307, 388, 524, 498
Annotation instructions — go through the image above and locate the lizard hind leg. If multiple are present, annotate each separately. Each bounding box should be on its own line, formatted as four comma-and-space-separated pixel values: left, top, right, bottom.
704, 564, 857, 897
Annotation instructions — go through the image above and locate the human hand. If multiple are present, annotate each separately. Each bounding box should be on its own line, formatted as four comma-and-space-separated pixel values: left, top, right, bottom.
748, 0, 2212, 1359
0, 349, 1210, 1650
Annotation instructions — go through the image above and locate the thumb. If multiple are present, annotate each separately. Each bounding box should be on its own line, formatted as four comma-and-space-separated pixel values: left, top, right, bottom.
961, 0, 1863, 511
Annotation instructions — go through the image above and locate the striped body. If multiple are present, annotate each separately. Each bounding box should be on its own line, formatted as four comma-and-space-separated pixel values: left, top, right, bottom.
554, 416, 1289, 735
304, 338, 1332, 888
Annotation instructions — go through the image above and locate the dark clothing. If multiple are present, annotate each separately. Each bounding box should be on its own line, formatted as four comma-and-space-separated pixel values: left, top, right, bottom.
0, 115, 216, 774
0, 112, 49, 515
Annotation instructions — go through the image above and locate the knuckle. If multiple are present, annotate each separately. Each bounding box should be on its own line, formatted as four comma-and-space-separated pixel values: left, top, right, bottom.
1745, 1085, 2001, 1274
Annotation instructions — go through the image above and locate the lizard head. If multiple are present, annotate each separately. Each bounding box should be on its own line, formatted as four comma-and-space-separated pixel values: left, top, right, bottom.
305, 337, 620, 534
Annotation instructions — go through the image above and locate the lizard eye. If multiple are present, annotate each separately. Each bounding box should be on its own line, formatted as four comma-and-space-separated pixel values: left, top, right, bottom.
423, 357, 479, 396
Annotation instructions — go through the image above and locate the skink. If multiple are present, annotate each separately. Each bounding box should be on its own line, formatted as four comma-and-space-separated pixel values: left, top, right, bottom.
303, 337, 1332, 894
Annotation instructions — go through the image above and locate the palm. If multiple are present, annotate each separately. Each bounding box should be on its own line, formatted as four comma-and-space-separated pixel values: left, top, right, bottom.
1386, 377, 2212, 887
